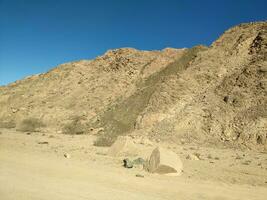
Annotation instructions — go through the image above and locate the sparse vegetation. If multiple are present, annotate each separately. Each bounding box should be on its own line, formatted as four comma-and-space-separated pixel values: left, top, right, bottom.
93, 46, 206, 147
0, 120, 16, 129
62, 116, 87, 135
93, 132, 120, 146
17, 118, 45, 132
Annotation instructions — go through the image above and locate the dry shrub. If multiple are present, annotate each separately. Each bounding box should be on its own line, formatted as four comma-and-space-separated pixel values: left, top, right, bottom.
17, 117, 45, 132
0, 120, 16, 129
62, 116, 86, 135
93, 133, 116, 147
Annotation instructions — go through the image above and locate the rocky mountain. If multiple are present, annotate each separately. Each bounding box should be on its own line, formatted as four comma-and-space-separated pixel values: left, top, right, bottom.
0, 21, 266, 149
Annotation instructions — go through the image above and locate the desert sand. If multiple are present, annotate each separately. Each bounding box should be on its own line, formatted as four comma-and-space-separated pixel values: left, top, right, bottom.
1, 128, 267, 200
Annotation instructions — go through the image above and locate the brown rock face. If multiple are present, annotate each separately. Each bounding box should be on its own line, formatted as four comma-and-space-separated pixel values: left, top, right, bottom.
0, 21, 266, 149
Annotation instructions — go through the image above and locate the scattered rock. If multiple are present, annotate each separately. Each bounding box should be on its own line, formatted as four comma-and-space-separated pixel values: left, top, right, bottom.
64, 153, 71, 159
186, 153, 201, 160
189, 147, 197, 150
91, 127, 104, 135
122, 157, 145, 169
136, 174, 144, 178
95, 127, 104, 135
223, 96, 229, 103
146, 147, 183, 175
38, 141, 49, 144
11, 108, 19, 113
207, 154, 213, 159
140, 137, 153, 146
26, 132, 31, 135
214, 156, 220, 160
242, 160, 251, 165
194, 152, 202, 158
123, 158, 133, 168
235, 155, 243, 160
95, 151, 107, 156
259, 64, 267, 72
180, 138, 186, 145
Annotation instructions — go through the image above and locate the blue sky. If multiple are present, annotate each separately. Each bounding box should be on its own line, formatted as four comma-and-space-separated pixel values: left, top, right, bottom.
0, 0, 266, 85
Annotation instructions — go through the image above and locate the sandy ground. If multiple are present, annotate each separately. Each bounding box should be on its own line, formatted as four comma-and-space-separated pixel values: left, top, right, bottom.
0, 128, 267, 200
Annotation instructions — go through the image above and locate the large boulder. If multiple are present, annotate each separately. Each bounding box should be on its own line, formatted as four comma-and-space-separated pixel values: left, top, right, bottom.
146, 147, 183, 175
107, 136, 138, 157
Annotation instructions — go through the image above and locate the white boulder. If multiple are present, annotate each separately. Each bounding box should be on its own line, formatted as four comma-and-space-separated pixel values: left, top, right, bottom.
108, 136, 138, 157
146, 147, 183, 175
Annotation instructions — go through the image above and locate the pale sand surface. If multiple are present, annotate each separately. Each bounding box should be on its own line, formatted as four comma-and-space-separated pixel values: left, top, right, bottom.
1, 129, 267, 200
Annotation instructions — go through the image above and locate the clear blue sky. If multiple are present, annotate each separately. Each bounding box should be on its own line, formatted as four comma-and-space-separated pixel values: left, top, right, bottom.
0, 0, 266, 85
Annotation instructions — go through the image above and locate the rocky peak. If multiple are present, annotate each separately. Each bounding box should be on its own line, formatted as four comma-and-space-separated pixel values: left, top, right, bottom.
211, 21, 267, 53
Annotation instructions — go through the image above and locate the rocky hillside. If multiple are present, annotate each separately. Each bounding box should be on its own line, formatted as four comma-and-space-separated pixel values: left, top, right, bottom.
0, 21, 266, 150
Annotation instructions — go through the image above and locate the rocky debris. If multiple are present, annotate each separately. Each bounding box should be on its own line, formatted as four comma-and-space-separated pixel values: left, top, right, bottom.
122, 157, 145, 169
64, 153, 71, 159
95, 151, 107, 156
258, 62, 267, 72
123, 158, 133, 168
207, 154, 213, 159
92, 127, 104, 135
235, 155, 243, 160
186, 154, 200, 160
186, 153, 202, 160
242, 160, 251, 165
108, 136, 138, 157
38, 141, 49, 145
180, 139, 186, 145
128, 135, 154, 145
139, 137, 153, 146
155, 139, 161, 143
11, 108, 19, 113
145, 147, 183, 175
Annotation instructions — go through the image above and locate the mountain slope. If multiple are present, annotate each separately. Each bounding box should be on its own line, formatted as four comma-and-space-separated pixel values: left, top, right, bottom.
0, 48, 184, 127
0, 21, 266, 149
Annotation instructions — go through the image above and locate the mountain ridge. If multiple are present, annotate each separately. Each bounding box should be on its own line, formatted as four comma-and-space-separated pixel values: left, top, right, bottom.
0, 21, 266, 150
